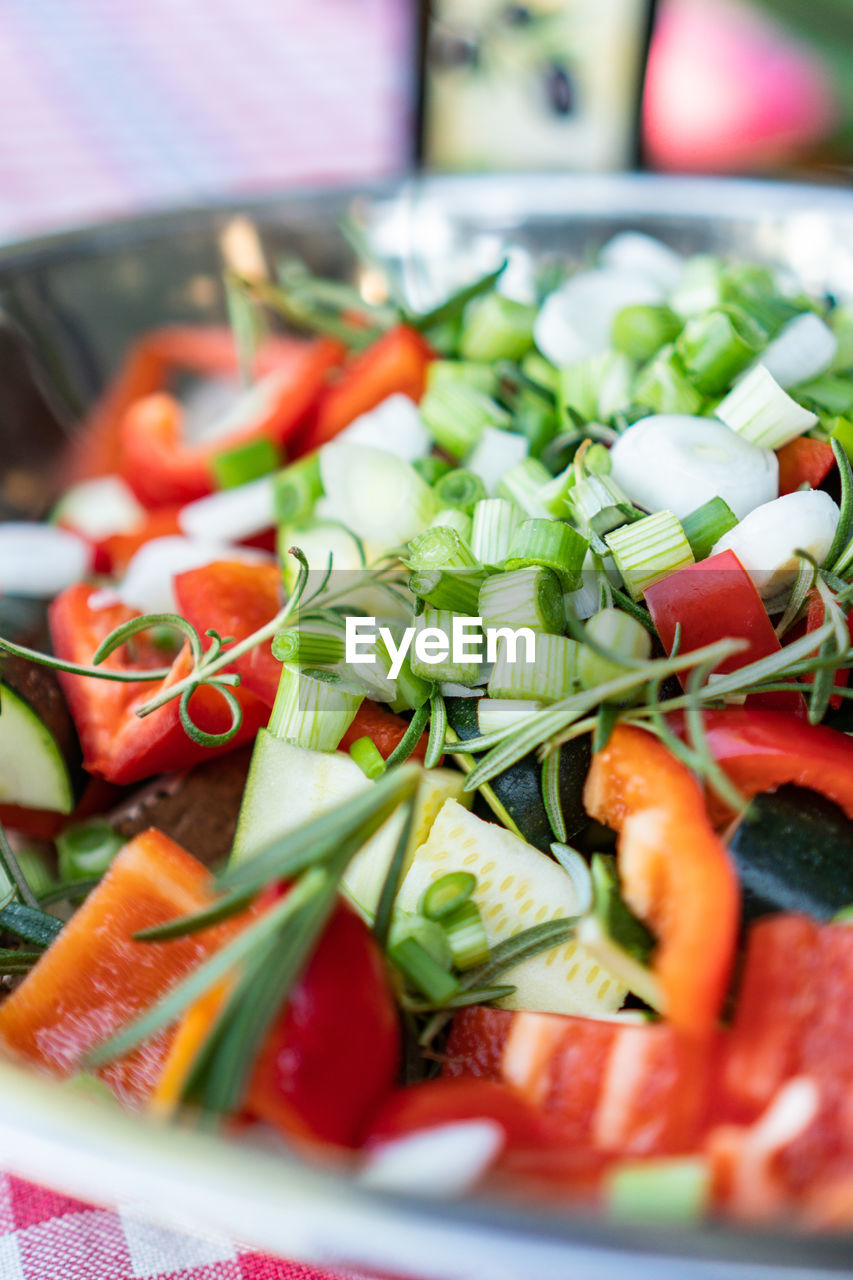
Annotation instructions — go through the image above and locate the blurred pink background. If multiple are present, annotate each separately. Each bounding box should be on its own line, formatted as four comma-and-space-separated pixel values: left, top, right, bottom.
0, 0, 848, 241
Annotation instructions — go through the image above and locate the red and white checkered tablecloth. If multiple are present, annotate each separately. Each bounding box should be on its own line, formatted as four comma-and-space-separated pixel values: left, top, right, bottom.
0, 1172, 370, 1280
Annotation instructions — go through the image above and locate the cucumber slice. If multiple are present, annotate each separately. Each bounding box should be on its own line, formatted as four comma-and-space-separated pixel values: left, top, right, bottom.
230, 732, 470, 918
0, 683, 74, 813
396, 800, 625, 1017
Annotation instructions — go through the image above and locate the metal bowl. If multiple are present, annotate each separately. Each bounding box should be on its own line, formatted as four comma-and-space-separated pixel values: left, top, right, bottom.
1, 174, 852, 1277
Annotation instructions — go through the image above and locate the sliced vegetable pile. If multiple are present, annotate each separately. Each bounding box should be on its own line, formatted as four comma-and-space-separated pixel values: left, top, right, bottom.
0, 228, 852, 1229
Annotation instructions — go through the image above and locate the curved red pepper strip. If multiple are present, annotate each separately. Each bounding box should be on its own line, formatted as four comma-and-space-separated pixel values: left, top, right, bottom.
583, 724, 739, 1038
669, 707, 853, 823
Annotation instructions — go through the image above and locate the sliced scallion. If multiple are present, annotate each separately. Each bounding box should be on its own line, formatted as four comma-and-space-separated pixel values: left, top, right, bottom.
349, 736, 386, 780
470, 498, 522, 568
271, 619, 346, 666
410, 610, 484, 685
57, 822, 124, 883
563, 473, 638, 539
577, 606, 652, 698
681, 496, 738, 562
496, 457, 552, 517
505, 518, 588, 590
478, 566, 565, 635
421, 871, 476, 922
434, 469, 487, 513
605, 510, 694, 601
488, 633, 579, 702
459, 293, 536, 362
212, 437, 281, 490
442, 899, 490, 970
268, 664, 363, 751
675, 309, 757, 395
408, 568, 485, 615
388, 935, 459, 1003
611, 304, 682, 362
633, 345, 704, 416
271, 453, 323, 526
716, 364, 817, 449
407, 525, 480, 572
429, 508, 472, 539
413, 455, 453, 486
477, 698, 543, 736
419, 383, 510, 461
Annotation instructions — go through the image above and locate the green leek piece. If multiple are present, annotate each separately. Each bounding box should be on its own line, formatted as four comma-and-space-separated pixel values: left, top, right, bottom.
605, 509, 694, 601
271, 453, 323, 526
611, 304, 682, 363
681, 496, 738, 562
487, 632, 579, 703
505, 518, 588, 590
268, 665, 363, 751
460, 293, 536, 362
478, 566, 565, 635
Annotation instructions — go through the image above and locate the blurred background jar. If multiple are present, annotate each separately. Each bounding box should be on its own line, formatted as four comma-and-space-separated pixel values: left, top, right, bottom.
419, 0, 655, 171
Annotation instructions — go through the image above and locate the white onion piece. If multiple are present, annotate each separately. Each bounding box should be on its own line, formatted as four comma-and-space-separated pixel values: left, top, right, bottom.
440, 682, 484, 699
598, 232, 684, 294
466, 427, 528, 494
179, 476, 276, 542
712, 490, 840, 600
51, 475, 144, 540
609, 414, 779, 521
320, 443, 435, 547
112, 536, 265, 615
180, 378, 239, 447
750, 313, 838, 390
0, 524, 92, 597
534, 269, 663, 366
335, 393, 430, 463
360, 1122, 504, 1196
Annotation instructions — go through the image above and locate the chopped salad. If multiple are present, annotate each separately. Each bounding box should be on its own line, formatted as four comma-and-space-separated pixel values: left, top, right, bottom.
0, 227, 852, 1228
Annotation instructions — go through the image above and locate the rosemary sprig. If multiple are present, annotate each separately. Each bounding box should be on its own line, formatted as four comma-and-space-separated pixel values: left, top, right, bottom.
424, 692, 447, 770
461, 638, 745, 789
541, 746, 566, 843
827, 438, 853, 575
0, 819, 38, 910
372, 796, 418, 952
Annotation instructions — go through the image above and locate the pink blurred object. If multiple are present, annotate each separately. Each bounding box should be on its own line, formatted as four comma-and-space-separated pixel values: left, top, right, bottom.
644, 0, 839, 172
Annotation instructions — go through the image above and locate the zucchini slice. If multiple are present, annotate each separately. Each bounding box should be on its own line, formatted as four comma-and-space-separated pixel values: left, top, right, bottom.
397, 799, 625, 1016
727, 785, 853, 923
0, 681, 75, 813
445, 696, 591, 851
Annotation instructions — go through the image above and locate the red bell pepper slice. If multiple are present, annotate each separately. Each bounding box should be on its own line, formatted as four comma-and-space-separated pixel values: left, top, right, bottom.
443, 1006, 714, 1156
583, 724, 740, 1037
120, 336, 342, 508
710, 915, 853, 1215
293, 325, 433, 455
0, 828, 244, 1105
174, 561, 429, 759
644, 549, 806, 717
776, 437, 836, 496
49, 584, 267, 785
174, 560, 283, 708
66, 327, 340, 490
669, 707, 853, 822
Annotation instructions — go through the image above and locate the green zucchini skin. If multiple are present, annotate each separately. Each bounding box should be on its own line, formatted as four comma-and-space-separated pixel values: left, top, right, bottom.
445, 697, 591, 852
727, 785, 853, 924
